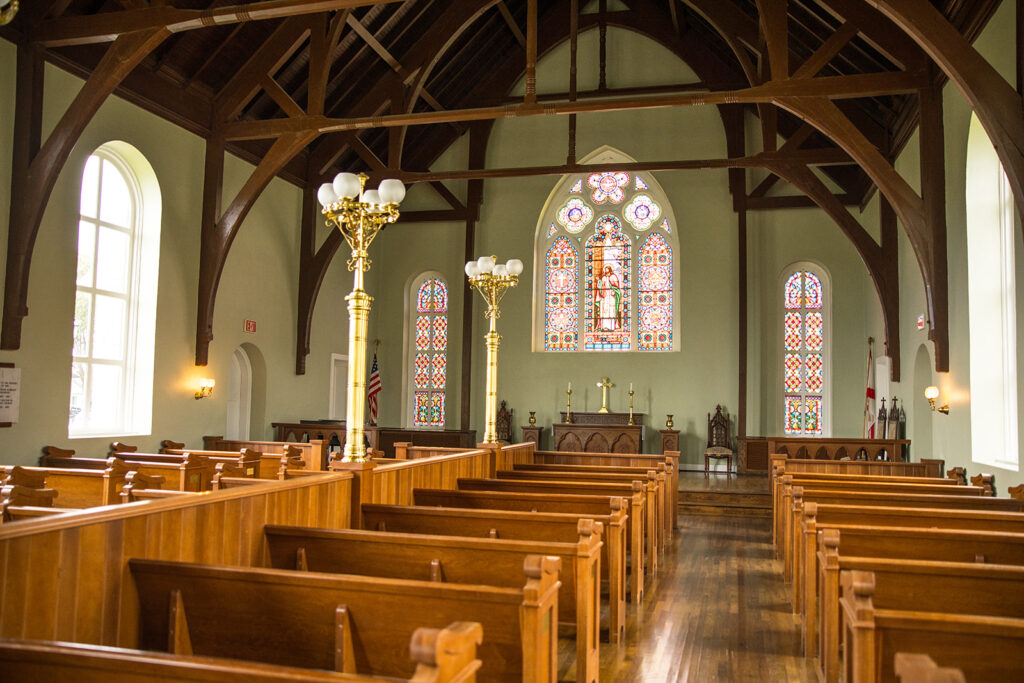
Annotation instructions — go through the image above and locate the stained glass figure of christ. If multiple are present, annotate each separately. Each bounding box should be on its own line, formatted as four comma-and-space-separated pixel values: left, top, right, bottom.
585, 215, 631, 350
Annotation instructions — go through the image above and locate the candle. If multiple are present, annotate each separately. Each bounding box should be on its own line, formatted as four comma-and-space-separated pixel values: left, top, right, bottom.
568, 381, 571, 392
630, 382, 633, 392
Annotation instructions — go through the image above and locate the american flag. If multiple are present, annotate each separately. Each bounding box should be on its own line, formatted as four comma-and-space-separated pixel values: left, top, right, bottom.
366, 352, 381, 426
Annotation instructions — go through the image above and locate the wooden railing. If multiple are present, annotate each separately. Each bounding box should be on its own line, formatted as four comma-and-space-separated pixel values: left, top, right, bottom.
766, 436, 911, 462
0, 473, 353, 646
770, 454, 943, 480
369, 449, 491, 506
498, 442, 536, 471
393, 444, 472, 460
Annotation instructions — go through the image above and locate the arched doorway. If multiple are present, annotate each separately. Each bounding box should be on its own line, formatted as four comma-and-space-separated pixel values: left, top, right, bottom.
912, 344, 933, 460
227, 343, 267, 440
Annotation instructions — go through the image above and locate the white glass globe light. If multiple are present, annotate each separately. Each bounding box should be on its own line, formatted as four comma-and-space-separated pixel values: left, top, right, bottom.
378, 179, 406, 205
506, 259, 524, 276
317, 183, 337, 208
476, 256, 495, 273
493, 264, 508, 277
361, 189, 381, 206
333, 172, 361, 200
465, 261, 480, 277
924, 385, 940, 400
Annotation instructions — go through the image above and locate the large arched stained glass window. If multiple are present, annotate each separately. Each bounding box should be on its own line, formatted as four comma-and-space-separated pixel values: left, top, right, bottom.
638, 233, 673, 351
535, 150, 679, 352
585, 215, 631, 350
783, 270, 826, 435
544, 237, 579, 351
412, 277, 447, 427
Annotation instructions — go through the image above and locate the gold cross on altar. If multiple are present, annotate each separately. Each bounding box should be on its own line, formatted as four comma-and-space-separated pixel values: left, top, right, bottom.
596, 376, 614, 413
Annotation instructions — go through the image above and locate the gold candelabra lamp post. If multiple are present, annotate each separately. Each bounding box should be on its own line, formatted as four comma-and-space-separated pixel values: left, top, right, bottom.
0, 1, 19, 27
465, 254, 524, 443
628, 383, 635, 425
318, 172, 406, 462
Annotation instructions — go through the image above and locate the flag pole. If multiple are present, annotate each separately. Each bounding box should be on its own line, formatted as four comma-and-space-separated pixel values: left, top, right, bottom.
862, 337, 874, 437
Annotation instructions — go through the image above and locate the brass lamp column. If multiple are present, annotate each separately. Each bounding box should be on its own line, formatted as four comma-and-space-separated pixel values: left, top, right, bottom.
465, 255, 524, 443
318, 172, 406, 462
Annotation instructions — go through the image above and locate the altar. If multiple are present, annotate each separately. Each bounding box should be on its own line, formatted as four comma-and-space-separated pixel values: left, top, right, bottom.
552, 412, 644, 453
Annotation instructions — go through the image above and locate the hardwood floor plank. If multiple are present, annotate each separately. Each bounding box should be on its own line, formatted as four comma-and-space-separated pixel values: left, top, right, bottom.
562, 513, 815, 681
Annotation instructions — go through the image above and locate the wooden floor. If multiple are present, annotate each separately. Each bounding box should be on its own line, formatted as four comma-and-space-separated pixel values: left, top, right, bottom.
559, 509, 815, 682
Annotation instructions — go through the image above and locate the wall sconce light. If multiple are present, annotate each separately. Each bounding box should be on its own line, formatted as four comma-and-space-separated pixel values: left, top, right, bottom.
924, 385, 949, 414
195, 378, 215, 400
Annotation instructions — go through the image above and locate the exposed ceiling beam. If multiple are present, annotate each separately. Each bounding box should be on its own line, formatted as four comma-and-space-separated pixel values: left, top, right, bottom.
222, 70, 927, 140
496, 1, 525, 48
32, 0, 403, 47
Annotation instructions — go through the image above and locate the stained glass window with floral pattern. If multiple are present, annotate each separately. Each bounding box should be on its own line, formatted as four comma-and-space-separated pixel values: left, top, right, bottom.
638, 233, 672, 350
412, 277, 447, 426
538, 164, 677, 352
783, 270, 826, 435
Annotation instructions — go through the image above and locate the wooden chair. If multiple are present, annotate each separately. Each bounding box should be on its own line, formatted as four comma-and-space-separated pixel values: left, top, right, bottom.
704, 405, 733, 476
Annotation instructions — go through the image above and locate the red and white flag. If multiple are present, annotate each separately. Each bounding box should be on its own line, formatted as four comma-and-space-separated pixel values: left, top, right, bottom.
864, 345, 876, 438
366, 352, 381, 426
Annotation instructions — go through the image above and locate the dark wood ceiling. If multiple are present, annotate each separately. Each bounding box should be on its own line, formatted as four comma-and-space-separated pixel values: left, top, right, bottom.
2, 0, 1001, 204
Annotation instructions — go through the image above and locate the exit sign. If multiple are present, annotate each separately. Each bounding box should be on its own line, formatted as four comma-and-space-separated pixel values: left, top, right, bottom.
244, 319, 257, 334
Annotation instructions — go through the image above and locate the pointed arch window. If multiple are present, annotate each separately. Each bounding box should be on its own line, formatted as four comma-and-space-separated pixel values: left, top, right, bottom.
783, 269, 827, 435
410, 276, 447, 427
535, 153, 679, 352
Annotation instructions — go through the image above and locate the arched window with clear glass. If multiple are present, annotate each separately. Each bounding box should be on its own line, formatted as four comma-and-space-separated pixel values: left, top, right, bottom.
410, 275, 448, 427
783, 268, 827, 435
534, 147, 679, 352
71, 142, 161, 437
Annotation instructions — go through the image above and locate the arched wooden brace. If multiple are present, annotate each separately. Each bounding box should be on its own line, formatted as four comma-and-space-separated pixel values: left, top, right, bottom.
397, 0, 500, 161
765, 160, 902, 381
195, 130, 319, 366
1, 28, 169, 350
294, 183, 343, 374
868, 0, 1024, 226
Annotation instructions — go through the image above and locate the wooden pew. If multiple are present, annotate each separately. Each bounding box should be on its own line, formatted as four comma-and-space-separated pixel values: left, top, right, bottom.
265, 523, 602, 683
787, 485, 1024, 601
413, 488, 634, 616
840, 569, 1024, 683
495, 468, 666, 564
770, 467, 958, 543
1, 459, 155, 507
203, 435, 327, 473
457, 476, 658, 576
533, 450, 680, 530
0, 483, 64, 523
778, 478, 992, 581
799, 501, 1024, 659
36, 450, 211, 493
0, 623, 484, 682
131, 555, 561, 683
162, 442, 304, 479
507, 463, 674, 549
121, 471, 200, 503
817, 526, 1024, 683
769, 454, 945, 480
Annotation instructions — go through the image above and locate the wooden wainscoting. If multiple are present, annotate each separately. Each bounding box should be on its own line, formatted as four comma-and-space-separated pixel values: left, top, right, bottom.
0, 473, 353, 648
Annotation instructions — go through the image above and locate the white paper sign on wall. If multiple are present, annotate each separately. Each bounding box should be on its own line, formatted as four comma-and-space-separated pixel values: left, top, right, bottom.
0, 366, 21, 425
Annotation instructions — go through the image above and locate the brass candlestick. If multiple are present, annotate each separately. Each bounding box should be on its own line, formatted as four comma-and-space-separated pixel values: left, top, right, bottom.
319, 172, 405, 463
528, 411, 536, 426
466, 255, 523, 443
628, 388, 635, 425
566, 386, 573, 423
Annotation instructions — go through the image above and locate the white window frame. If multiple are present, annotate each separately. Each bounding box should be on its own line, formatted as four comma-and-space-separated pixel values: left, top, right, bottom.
966, 114, 1019, 471
69, 142, 160, 438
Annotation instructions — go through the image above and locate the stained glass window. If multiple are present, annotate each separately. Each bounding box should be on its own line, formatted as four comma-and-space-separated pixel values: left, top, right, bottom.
536, 167, 677, 352
783, 270, 826, 435
638, 233, 672, 350
544, 237, 579, 350
585, 216, 631, 350
412, 277, 447, 427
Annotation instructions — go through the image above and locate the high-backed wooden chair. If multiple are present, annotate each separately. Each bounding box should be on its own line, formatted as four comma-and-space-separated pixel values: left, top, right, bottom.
704, 405, 733, 476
